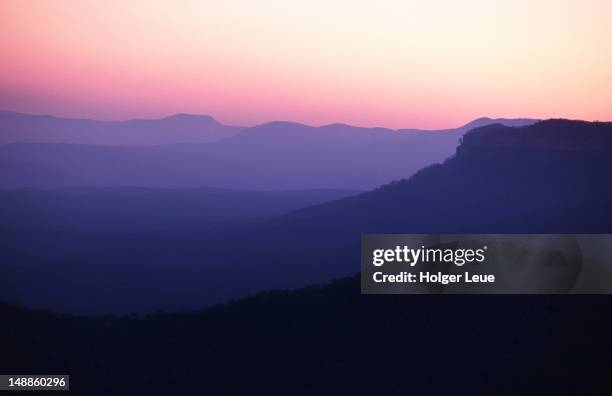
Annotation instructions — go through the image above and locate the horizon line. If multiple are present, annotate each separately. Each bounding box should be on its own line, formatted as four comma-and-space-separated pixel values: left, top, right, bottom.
0, 108, 549, 132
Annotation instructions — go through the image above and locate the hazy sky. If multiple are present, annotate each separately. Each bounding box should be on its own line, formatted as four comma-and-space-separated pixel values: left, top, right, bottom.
1, 0, 611, 128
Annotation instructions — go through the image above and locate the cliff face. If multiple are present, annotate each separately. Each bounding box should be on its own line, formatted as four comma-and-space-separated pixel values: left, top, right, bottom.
458, 119, 612, 153
445, 120, 612, 213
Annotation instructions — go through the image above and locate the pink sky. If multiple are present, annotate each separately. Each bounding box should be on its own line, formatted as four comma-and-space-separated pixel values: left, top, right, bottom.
1, 0, 611, 129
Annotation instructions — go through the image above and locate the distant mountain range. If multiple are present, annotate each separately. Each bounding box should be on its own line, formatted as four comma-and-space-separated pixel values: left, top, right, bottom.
0, 110, 244, 145
398, 116, 538, 132
0, 109, 537, 145
0, 110, 538, 190
3, 119, 611, 314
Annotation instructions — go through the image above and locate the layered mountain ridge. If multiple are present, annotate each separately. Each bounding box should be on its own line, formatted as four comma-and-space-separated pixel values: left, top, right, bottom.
0, 111, 538, 190
2, 119, 611, 314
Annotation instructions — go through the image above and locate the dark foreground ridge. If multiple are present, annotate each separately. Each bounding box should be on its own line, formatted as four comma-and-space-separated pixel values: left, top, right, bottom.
2, 276, 610, 395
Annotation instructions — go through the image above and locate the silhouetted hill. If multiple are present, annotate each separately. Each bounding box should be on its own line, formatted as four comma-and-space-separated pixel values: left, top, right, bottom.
0, 115, 537, 190
1, 276, 609, 395
2, 119, 611, 314
280, 119, 612, 234
0, 110, 243, 145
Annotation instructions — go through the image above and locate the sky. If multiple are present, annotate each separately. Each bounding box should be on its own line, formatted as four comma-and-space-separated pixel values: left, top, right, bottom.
1, 0, 611, 129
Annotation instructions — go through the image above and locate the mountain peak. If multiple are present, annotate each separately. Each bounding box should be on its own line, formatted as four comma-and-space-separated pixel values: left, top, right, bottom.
254, 121, 310, 129
462, 117, 539, 130
161, 113, 218, 123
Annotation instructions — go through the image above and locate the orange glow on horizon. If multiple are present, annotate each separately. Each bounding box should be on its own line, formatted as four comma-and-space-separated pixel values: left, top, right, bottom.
1, 0, 611, 128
